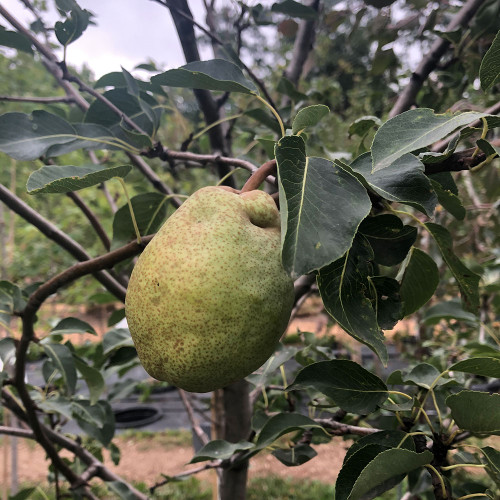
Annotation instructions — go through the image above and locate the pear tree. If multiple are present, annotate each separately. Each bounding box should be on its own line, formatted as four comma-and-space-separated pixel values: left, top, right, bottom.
0, 1, 500, 500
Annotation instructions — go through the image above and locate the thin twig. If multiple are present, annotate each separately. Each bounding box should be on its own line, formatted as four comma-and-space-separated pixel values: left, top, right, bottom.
178, 389, 210, 446
66, 191, 111, 251
1, 389, 149, 499
150, 461, 221, 493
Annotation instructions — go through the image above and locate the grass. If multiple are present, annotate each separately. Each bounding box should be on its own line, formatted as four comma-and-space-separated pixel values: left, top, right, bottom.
117, 427, 193, 449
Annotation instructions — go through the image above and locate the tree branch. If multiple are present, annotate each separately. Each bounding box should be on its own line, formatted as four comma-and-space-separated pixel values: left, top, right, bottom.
284, 0, 320, 87
21, 234, 154, 335
66, 191, 111, 251
0, 95, 76, 104
156, 0, 278, 113
1, 389, 149, 499
0, 183, 126, 300
178, 389, 210, 446
389, 0, 487, 118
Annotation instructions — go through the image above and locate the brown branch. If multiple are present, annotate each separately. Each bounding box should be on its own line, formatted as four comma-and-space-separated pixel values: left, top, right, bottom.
0, 183, 126, 300
314, 418, 380, 436
284, 0, 320, 87
21, 234, 154, 335
0, 95, 76, 104
0, 425, 34, 439
423, 147, 491, 175
150, 460, 221, 493
1, 389, 149, 499
178, 389, 210, 446
389, 0, 487, 118
66, 191, 111, 251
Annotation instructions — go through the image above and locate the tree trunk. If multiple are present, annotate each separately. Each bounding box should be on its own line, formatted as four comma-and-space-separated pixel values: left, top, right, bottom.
218, 379, 251, 500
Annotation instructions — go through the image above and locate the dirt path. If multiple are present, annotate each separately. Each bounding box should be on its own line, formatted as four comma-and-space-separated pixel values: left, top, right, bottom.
6, 436, 350, 488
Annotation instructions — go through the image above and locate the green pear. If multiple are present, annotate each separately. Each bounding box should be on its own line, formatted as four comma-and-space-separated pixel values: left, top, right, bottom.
125, 186, 294, 392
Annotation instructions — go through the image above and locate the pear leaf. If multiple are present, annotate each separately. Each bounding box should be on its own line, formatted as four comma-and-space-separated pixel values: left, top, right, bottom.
27, 164, 132, 194
317, 236, 388, 364
480, 29, 500, 91
276, 135, 371, 278
151, 59, 257, 94
288, 359, 388, 413
372, 109, 488, 171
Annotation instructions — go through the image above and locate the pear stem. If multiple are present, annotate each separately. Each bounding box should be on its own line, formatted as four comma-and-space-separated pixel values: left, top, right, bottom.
240, 160, 277, 193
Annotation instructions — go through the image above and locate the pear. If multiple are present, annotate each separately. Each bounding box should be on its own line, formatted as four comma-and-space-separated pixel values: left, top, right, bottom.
125, 186, 294, 392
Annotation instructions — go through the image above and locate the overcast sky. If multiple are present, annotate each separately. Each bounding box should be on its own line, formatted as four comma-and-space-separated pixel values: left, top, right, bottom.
1, 0, 220, 78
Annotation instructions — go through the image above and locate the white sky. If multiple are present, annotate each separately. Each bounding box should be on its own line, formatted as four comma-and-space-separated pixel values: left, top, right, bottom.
1, 0, 219, 78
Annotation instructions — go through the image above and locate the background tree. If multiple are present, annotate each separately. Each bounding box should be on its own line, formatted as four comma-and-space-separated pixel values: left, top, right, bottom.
0, 0, 499, 499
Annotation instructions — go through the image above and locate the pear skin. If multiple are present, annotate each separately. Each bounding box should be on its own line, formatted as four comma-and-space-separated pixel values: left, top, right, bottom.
125, 186, 294, 392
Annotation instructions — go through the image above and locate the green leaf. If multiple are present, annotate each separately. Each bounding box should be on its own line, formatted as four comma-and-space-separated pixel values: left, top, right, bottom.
46, 123, 124, 156
276, 77, 307, 102
447, 391, 500, 433
450, 357, 500, 378
288, 359, 388, 413
42, 343, 77, 395
481, 446, 500, 483
7, 488, 37, 500
75, 400, 115, 445
0, 111, 77, 160
111, 192, 170, 249
423, 300, 478, 325
107, 308, 126, 327
276, 136, 371, 278
398, 247, 439, 316
271, 0, 318, 19
27, 164, 132, 194
403, 363, 443, 389
190, 440, 254, 463
0, 26, 33, 54
291, 104, 330, 134
0, 337, 16, 365
349, 152, 437, 216
425, 223, 481, 314
337, 447, 433, 500
102, 328, 134, 355
84, 88, 161, 141
121, 66, 140, 97
317, 236, 388, 364
359, 214, 417, 266
370, 276, 402, 330
73, 356, 105, 405
480, 29, 500, 91
272, 443, 318, 466
50, 317, 97, 335
106, 481, 142, 500
151, 59, 257, 95
371, 109, 488, 172
430, 179, 466, 220
55, 6, 91, 47
255, 413, 325, 449
348, 116, 382, 138
344, 430, 415, 464
245, 108, 282, 135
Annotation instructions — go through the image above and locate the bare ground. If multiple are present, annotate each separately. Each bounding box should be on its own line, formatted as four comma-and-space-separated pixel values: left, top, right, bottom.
6, 436, 350, 488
